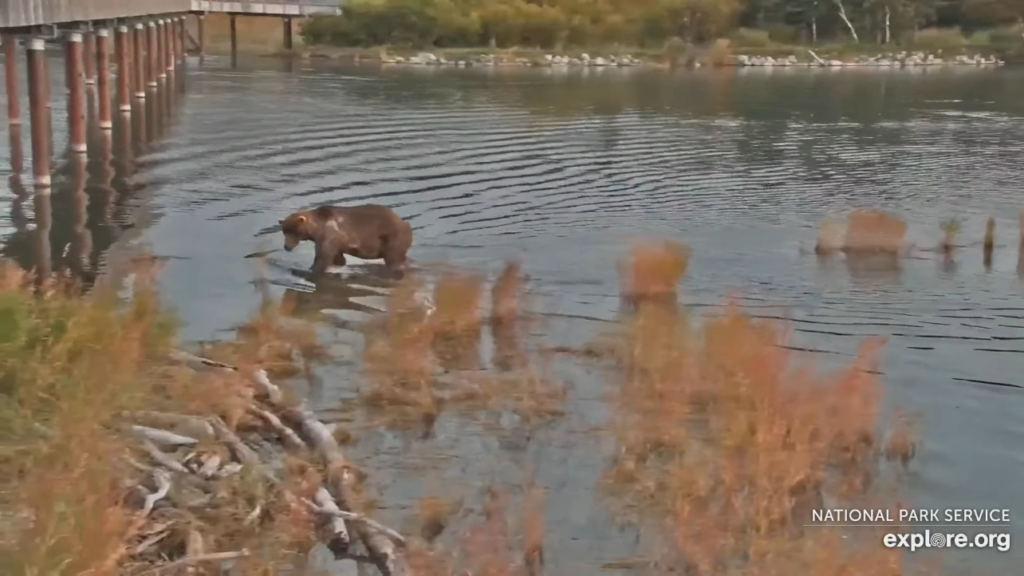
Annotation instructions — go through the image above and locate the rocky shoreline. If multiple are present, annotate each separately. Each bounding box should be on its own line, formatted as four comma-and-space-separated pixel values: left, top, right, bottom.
373, 50, 1006, 69
741, 51, 1005, 67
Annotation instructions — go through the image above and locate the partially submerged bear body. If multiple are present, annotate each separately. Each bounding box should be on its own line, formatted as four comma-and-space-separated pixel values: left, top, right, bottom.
279, 204, 413, 275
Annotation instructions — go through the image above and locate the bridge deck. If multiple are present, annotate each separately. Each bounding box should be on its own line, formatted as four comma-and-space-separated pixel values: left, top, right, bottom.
1, 0, 341, 29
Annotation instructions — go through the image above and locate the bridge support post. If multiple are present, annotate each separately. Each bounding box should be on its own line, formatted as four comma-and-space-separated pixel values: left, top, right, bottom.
83, 31, 96, 86
4, 35, 19, 125
96, 28, 113, 130
26, 38, 50, 189
156, 20, 167, 82
133, 23, 146, 99
114, 104, 133, 174
67, 150, 90, 279
115, 25, 131, 112
283, 18, 293, 51
229, 14, 238, 68
197, 14, 205, 62
146, 21, 158, 90
177, 17, 186, 66
164, 19, 174, 77
66, 31, 87, 154
33, 187, 53, 285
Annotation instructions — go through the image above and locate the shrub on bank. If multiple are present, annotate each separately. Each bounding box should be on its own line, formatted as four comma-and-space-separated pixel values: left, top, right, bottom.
299, 0, 1017, 57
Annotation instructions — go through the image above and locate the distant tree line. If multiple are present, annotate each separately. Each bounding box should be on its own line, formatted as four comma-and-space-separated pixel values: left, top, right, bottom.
300, 0, 1024, 49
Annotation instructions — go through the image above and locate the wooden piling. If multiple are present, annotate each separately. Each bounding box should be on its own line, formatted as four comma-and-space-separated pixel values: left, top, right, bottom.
283, 18, 294, 51
43, 40, 52, 160
66, 31, 87, 154
114, 106, 133, 175
163, 18, 174, 77
134, 85, 147, 155
983, 217, 995, 270
3, 35, 19, 125
229, 14, 238, 67
147, 81, 161, 142
146, 21, 158, 89
115, 25, 131, 111
33, 189, 52, 285
176, 17, 185, 66
198, 14, 206, 61
156, 19, 166, 81
68, 151, 92, 277
96, 28, 112, 129
133, 23, 146, 99
9, 124, 23, 174
83, 31, 96, 86
93, 120, 118, 230
26, 37, 50, 188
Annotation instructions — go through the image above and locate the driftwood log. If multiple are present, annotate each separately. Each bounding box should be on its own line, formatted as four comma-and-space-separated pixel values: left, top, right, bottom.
111, 349, 413, 575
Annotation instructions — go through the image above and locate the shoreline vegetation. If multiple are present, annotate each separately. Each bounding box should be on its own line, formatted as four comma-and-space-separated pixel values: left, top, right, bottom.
4, 209, 965, 574
197, 1, 1024, 68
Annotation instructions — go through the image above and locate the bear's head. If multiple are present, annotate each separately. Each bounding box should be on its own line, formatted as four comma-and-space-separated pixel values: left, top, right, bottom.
279, 211, 316, 252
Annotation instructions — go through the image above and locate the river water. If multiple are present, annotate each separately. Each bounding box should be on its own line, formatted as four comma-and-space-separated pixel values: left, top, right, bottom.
2, 54, 1024, 573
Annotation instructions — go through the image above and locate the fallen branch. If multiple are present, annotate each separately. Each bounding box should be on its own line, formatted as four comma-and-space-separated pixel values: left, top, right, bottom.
170, 350, 412, 576
140, 469, 172, 518
140, 440, 189, 474
131, 550, 251, 576
807, 49, 826, 66
123, 411, 216, 441
313, 487, 353, 557
311, 492, 407, 548
249, 405, 307, 453
130, 425, 199, 448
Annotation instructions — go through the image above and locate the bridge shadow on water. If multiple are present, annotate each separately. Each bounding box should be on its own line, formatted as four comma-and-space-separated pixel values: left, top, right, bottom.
1, 67, 187, 291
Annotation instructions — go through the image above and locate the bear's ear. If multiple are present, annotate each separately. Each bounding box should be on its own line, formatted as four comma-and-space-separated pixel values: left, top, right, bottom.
296, 214, 307, 224
278, 219, 284, 225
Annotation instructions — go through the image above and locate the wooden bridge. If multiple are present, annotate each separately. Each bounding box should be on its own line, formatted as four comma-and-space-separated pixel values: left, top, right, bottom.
1, 0, 343, 197
1, 1, 341, 29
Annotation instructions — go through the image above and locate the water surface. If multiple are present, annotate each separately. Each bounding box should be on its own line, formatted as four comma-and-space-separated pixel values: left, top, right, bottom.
3, 55, 1024, 573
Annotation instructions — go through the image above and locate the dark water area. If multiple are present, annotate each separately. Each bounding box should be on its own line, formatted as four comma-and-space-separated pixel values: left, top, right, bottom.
3, 52, 1024, 573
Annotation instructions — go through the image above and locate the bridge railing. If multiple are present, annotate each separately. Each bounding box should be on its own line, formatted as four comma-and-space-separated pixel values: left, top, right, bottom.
0, 0, 340, 29
1, 0, 190, 28
191, 1, 341, 17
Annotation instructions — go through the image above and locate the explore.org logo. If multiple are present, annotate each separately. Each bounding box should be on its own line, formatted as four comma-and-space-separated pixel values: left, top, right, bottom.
806, 507, 1013, 553
883, 530, 1011, 553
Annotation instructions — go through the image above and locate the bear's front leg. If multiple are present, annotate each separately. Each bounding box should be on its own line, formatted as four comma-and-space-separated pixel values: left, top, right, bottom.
311, 239, 340, 277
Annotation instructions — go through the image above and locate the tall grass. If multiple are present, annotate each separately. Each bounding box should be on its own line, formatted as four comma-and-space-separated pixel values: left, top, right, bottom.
601, 241, 916, 573
0, 236, 922, 574
0, 260, 175, 572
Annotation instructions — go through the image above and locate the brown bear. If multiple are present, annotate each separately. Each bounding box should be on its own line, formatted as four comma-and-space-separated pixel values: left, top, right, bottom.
279, 204, 413, 276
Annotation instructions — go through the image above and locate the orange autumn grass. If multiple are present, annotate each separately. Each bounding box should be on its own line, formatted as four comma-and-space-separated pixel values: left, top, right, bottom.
360, 263, 565, 432
604, 239, 919, 574
0, 238, 926, 575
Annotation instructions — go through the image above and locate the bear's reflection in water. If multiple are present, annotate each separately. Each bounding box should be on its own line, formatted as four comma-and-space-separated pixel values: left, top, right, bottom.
277, 265, 396, 328
274, 261, 529, 375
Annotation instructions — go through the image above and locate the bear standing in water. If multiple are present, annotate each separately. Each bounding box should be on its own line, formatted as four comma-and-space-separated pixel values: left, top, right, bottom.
279, 204, 413, 276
